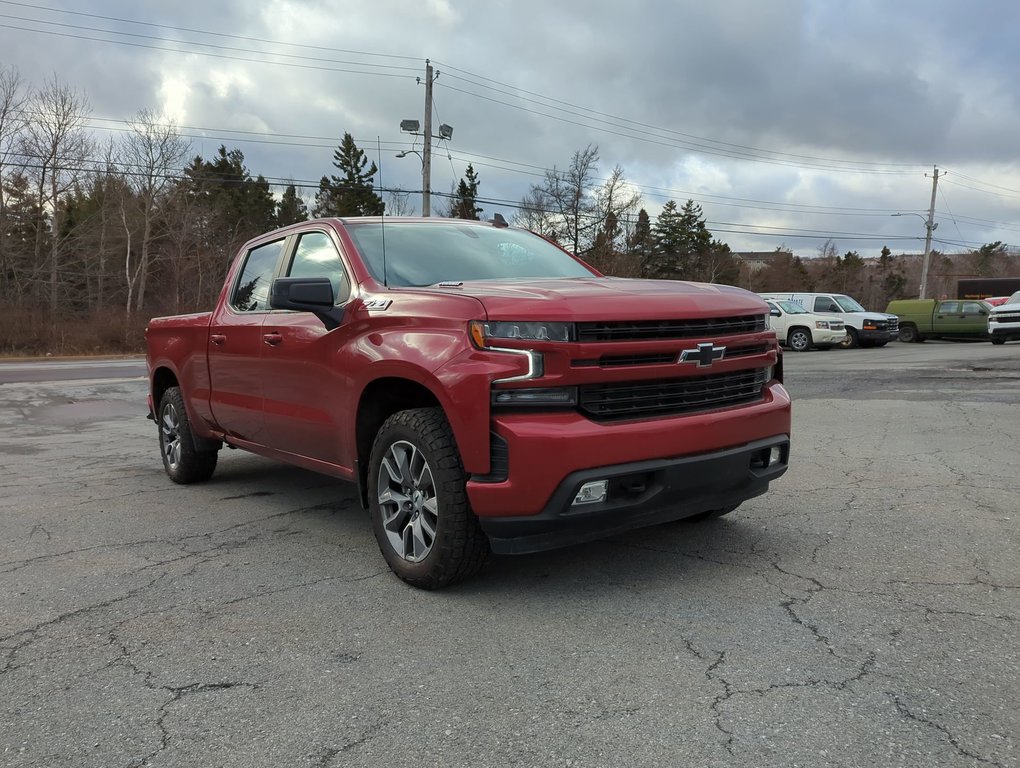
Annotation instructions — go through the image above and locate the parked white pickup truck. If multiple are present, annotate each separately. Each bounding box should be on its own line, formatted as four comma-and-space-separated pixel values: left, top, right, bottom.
764, 299, 846, 351
988, 290, 1020, 345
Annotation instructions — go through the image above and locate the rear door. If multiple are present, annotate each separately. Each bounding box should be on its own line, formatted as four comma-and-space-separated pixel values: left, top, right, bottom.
933, 301, 963, 335
207, 237, 289, 443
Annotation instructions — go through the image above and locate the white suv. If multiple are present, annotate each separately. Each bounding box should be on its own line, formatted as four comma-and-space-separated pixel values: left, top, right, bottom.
988, 290, 1020, 345
765, 299, 846, 351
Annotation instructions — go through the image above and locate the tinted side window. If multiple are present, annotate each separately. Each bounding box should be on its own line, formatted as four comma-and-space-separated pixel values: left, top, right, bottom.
287, 231, 349, 304
814, 297, 839, 313
939, 301, 960, 314
231, 240, 285, 311
962, 302, 984, 314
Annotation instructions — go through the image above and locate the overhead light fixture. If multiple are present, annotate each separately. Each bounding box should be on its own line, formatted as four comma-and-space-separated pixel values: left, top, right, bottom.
400, 119, 420, 133
438, 123, 454, 140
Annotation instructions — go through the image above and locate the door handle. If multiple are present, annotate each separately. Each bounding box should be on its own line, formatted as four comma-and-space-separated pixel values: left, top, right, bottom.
262, 332, 283, 346
210, 334, 226, 346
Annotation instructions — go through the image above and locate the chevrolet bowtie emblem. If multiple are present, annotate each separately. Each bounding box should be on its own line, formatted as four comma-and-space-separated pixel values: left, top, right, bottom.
678, 342, 726, 367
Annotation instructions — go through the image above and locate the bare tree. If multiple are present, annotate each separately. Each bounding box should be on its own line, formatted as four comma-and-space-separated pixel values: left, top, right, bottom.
513, 187, 559, 240
119, 109, 189, 314
590, 165, 641, 253
386, 187, 415, 216
534, 144, 600, 254
19, 76, 93, 318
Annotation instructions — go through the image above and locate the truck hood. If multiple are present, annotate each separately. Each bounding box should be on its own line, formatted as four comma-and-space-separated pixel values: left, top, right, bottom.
846, 311, 898, 321
425, 277, 767, 321
991, 300, 1020, 314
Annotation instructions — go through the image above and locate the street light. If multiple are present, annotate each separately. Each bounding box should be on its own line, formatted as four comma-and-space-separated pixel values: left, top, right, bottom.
893, 212, 938, 299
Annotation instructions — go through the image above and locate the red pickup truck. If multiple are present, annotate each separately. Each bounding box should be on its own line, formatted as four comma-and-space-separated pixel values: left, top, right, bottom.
146, 217, 791, 588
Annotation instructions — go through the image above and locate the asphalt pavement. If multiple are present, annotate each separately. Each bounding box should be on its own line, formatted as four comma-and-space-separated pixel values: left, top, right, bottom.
1, 344, 1017, 767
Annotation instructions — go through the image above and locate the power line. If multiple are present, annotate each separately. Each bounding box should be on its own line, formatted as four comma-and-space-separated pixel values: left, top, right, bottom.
0, 22, 416, 79
0, 0, 421, 62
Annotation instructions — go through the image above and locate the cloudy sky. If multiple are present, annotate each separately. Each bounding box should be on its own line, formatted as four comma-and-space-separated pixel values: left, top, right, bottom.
2, 0, 1019, 258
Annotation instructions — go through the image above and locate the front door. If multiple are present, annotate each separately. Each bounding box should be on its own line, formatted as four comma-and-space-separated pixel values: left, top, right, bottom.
261, 229, 356, 469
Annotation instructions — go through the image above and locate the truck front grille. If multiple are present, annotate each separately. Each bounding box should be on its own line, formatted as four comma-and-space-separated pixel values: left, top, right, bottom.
571, 344, 770, 369
578, 369, 768, 421
577, 315, 766, 342
993, 311, 1020, 323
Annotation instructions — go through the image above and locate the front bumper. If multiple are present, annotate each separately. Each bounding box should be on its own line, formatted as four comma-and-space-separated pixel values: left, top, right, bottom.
859, 328, 898, 342
477, 435, 789, 554
465, 382, 791, 552
816, 328, 848, 345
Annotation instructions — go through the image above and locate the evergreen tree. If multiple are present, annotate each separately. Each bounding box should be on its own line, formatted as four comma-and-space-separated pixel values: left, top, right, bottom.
314, 132, 384, 217
277, 184, 308, 227
643, 200, 682, 278
450, 164, 482, 220
184, 146, 277, 234
628, 208, 653, 261
643, 199, 730, 282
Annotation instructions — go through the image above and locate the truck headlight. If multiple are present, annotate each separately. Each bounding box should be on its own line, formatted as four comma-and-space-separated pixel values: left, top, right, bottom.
469, 321, 574, 346
815, 320, 830, 329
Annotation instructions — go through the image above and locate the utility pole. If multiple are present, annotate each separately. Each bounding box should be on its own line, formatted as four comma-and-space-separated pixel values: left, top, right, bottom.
422, 60, 434, 217
398, 61, 453, 217
919, 165, 940, 299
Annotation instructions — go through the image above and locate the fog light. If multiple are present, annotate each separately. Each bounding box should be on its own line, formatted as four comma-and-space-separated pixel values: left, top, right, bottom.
770, 446, 784, 465
572, 480, 608, 506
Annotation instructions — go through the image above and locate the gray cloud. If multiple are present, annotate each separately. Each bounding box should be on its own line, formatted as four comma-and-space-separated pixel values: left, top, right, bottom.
1, 0, 1017, 256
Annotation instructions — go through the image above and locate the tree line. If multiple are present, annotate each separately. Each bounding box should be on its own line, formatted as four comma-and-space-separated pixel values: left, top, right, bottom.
1, 67, 1015, 355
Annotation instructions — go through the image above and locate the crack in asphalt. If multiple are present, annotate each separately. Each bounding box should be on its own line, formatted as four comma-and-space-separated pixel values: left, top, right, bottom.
888, 692, 1006, 768
313, 723, 385, 766
1, 499, 367, 676
0, 500, 349, 575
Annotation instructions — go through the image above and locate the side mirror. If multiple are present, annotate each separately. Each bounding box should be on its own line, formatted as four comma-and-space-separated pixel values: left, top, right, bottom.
770, 308, 781, 316
270, 277, 343, 329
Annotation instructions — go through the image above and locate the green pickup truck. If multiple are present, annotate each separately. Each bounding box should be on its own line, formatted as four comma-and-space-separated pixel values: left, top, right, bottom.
886, 299, 991, 342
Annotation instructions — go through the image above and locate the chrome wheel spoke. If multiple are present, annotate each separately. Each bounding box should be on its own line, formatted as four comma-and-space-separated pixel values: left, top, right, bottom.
377, 439, 440, 563
160, 405, 181, 469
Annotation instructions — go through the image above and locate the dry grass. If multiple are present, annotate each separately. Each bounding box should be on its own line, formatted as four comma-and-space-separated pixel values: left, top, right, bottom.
0, 308, 147, 357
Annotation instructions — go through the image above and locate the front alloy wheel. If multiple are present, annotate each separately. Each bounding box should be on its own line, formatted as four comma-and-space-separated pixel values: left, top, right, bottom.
377, 440, 439, 562
367, 407, 489, 589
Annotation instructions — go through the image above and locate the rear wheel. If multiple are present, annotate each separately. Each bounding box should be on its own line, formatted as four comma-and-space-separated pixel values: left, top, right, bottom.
158, 387, 218, 484
368, 407, 489, 589
899, 324, 920, 343
787, 327, 812, 352
991, 336, 1006, 345
839, 328, 860, 349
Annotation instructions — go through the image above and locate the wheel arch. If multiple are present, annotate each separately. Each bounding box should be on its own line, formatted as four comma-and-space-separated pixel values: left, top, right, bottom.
354, 377, 445, 508
151, 366, 180, 414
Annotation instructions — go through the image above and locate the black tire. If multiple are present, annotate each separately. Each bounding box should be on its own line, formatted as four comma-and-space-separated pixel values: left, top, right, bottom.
991, 336, 1006, 345
899, 324, 920, 343
157, 386, 218, 484
683, 504, 739, 523
367, 407, 489, 589
840, 328, 860, 349
787, 327, 812, 352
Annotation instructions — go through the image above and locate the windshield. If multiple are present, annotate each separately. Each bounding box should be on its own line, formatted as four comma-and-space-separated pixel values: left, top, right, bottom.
835, 295, 866, 312
345, 221, 597, 287
776, 300, 809, 314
